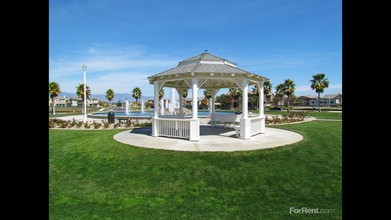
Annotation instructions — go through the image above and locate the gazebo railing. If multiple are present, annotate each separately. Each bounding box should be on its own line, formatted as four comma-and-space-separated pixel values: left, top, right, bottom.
250, 116, 265, 136
156, 118, 191, 139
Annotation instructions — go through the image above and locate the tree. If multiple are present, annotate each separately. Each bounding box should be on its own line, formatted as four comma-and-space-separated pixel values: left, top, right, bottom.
76, 83, 91, 114
203, 89, 213, 109
181, 88, 188, 106
274, 84, 284, 107
105, 89, 115, 109
182, 89, 188, 99
132, 87, 142, 103
310, 73, 330, 112
203, 89, 213, 100
159, 88, 164, 100
228, 88, 242, 109
276, 79, 296, 112
49, 82, 61, 115
263, 81, 272, 108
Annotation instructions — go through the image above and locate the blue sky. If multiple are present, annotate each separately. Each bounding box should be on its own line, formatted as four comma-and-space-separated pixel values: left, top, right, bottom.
49, 0, 341, 98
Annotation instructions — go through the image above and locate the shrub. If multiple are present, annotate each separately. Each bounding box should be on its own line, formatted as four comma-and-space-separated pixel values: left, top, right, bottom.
84, 122, 91, 129
71, 119, 78, 127
93, 121, 101, 129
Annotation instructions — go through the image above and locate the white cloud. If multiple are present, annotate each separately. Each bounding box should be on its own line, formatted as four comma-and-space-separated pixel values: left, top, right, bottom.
49, 45, 179, 95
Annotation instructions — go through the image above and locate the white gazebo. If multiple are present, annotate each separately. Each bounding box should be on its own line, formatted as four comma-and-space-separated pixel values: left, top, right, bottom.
148, 51, 269, 142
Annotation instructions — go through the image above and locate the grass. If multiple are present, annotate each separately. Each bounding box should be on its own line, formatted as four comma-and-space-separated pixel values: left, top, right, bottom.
49, 120, 342, 219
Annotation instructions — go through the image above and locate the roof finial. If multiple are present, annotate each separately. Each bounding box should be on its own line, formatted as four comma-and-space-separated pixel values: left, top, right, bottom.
204, 50, 208, 53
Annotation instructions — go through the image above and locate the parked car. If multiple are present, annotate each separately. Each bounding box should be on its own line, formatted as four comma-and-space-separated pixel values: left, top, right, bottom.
270, 107, 282, 111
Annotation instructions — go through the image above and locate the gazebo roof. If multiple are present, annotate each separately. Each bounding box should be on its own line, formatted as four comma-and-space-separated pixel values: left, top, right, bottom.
148, 52, 268, 89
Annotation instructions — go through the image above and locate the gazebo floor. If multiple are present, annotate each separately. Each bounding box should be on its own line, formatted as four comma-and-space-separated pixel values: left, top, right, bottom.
113, 125, 303, 152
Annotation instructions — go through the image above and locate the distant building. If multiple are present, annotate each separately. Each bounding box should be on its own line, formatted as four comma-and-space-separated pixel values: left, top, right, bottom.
297, 93, 342, 107
49, 96, 99, 107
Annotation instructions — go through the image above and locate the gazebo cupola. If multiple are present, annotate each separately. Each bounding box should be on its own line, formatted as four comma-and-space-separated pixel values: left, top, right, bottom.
148, 51, 269, 141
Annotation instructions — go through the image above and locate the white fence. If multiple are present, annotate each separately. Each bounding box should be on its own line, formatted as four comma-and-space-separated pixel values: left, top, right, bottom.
156, 118, 191, 139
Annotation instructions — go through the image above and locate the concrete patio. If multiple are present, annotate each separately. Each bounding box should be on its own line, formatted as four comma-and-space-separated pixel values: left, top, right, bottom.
114, 125, 303, 152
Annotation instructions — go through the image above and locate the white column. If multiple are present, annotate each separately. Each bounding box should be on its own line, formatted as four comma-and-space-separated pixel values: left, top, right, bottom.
178, 89, 184, 115
152, 82, 160, 137
160, 98, 164, 115
83, 66, 87, 123
259, 82, 265, 133
259, 82, 264, 116
240, 79, 251, 139
211, 90, 216, 114
242, 80, 248, 118
170, 88, 176, 113
153, 83, 159, 118
191, 79, 198, 119
190, 78, 200, 141
211, 89, 219, 115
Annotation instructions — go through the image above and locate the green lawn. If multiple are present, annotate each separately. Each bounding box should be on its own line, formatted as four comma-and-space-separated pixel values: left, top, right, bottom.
49, 121, 342, 219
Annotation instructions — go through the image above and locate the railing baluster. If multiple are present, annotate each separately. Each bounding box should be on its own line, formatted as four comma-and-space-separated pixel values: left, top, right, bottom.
156, 118, 191, 139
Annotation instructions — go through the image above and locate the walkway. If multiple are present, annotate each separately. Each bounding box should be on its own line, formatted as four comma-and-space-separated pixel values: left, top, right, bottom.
114, 125, 303, 152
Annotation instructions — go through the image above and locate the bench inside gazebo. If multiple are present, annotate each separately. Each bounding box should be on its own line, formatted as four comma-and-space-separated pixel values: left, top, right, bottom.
148, 51, 269, 142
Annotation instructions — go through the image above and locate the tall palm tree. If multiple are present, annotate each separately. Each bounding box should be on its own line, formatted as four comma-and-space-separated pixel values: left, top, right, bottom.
281, 79, 296, 112
76, 83, 91, 114
49, 82, 61, 115
310, 73, 330, 112
105, 89, 115, 109
276, 79, 296, 112
132, 87, 142, 103
274, 84, 284, 107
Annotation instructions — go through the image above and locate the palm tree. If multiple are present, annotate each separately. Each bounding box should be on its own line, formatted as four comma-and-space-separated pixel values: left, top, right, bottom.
274, 84, 284, 107
181, 88, 188, 106
159, 88, 164, 100
263, 81, 272, 109
310, 73, 330, 112
132, 87, 142, 103
203, 89, 213, 109
76, 83, 91, 114
228, 88, 241, 109
105, 89, 115, 109
49, 82, 61, 115
276, 79, 296, 112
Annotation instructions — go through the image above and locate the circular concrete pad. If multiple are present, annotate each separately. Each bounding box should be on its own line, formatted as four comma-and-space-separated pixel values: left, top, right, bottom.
114, 126, 303, 152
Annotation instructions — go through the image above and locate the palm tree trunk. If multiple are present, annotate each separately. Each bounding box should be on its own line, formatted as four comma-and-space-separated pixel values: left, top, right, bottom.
52, 97, 56, 115
287, 95, 290, 112
318, 93, 321, 112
